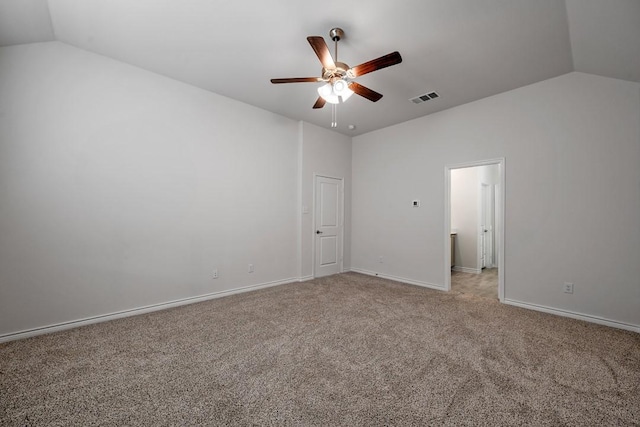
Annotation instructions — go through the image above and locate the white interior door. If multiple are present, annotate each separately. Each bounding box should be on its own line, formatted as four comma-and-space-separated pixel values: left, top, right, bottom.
493, 183, 500, 268
480, 183, 494, 268
314, 176, 343, 277
480, 183, 487, 269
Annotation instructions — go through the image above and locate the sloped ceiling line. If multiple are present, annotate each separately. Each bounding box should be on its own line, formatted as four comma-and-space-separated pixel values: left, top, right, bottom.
0, 0, 638, 136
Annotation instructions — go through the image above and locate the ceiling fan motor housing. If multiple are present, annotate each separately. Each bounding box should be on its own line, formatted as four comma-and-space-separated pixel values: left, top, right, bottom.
322, 61, 350, 81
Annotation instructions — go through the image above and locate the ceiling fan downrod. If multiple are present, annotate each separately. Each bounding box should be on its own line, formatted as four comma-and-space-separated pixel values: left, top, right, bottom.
330, 27, 343, 63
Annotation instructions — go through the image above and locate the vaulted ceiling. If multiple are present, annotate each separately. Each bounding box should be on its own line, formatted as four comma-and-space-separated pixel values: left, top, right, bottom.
1, 0, 639, 136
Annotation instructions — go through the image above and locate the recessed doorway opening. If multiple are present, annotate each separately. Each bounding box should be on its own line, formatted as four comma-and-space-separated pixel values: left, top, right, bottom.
444, 158, 505, 301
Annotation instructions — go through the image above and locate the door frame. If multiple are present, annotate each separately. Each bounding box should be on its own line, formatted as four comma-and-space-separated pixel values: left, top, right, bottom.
312, 174, 345, 278
444, 158, 505, 301
478, 182, 485, 270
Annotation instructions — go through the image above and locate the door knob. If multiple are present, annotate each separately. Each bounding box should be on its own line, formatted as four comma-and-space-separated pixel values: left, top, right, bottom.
316, 230, 323, 234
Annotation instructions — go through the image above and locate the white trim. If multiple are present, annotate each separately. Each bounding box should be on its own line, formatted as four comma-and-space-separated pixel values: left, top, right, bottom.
496, 161, 505, 302
444, 167, 452, 289
452, 266, 482, 274
504, 299, 640, 334
0, 277, 298, 343
477, 181, 483, 270
350, 268, 445, 291
445, 157, 505, 302
296, 121, 304, 280
297, 275, 314, 282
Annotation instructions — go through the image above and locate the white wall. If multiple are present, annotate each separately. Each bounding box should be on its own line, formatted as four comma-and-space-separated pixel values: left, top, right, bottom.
352, 72, 640, 329
0, 42, 305, 337
299, 122, 352, 279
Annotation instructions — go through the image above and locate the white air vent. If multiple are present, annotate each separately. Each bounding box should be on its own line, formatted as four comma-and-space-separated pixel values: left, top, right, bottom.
410, 91, 440, 104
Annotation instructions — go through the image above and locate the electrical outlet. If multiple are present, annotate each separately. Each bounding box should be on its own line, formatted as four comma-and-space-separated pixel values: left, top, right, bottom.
212, 269, 218, 279
248, 264, 254, 273
563, 282, 574, 294
379, 256, 384, 263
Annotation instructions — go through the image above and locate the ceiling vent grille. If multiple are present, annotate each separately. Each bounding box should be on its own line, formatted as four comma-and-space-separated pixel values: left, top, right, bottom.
410, 91, 440, 104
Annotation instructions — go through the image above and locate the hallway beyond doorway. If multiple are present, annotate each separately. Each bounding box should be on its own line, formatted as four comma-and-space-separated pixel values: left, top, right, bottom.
451, 268, 498, 299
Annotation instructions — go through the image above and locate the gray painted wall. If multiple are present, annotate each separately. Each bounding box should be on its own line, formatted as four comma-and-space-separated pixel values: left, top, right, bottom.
352, 72, 640, 329
300, 122, 352, 279
1, 40, 638, 337
0, 42, 351, 338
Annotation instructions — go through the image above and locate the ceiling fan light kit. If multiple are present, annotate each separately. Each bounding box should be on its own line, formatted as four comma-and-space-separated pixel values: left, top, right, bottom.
317, 80, 354, 104
271, 27, 402, 128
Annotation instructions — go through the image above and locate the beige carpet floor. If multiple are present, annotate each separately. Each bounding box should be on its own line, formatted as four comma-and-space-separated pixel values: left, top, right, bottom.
451, 267, 499, 299
1, 272, 639, 426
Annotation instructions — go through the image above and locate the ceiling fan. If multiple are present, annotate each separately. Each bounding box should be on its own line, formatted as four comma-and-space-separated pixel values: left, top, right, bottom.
270, 28, 402, 127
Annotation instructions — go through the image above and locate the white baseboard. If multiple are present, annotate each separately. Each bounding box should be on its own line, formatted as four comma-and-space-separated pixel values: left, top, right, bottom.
349, 268, 445, 291
0, 277, 299, 343
452, 266, 481, 274
6, 276, 635, 343
504, 298, 640, 333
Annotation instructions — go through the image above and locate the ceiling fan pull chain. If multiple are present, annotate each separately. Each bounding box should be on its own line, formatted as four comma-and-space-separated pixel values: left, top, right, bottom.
331, 104, 337, 128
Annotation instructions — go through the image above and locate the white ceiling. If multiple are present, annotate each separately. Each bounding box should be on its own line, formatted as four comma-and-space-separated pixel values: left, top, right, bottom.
1, 0, 638, 136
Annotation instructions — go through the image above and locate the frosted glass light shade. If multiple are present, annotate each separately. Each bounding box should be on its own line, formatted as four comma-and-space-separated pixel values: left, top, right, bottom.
317, 80, 354, 104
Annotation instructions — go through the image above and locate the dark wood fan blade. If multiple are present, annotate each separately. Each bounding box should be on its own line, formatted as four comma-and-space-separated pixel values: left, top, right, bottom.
307, 36, 336, 69
349, 51, 402, 77
349, 81, 383, 102
271, 77, 322, 84
312, 96, 326, 109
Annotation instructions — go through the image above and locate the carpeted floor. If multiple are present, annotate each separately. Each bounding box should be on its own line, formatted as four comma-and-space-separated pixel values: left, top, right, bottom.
1, 272, 639, 426
451, 267, 498, 299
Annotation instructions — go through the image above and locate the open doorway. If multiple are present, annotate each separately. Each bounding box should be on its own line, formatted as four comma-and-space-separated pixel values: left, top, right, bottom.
444, 158, 505, 301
